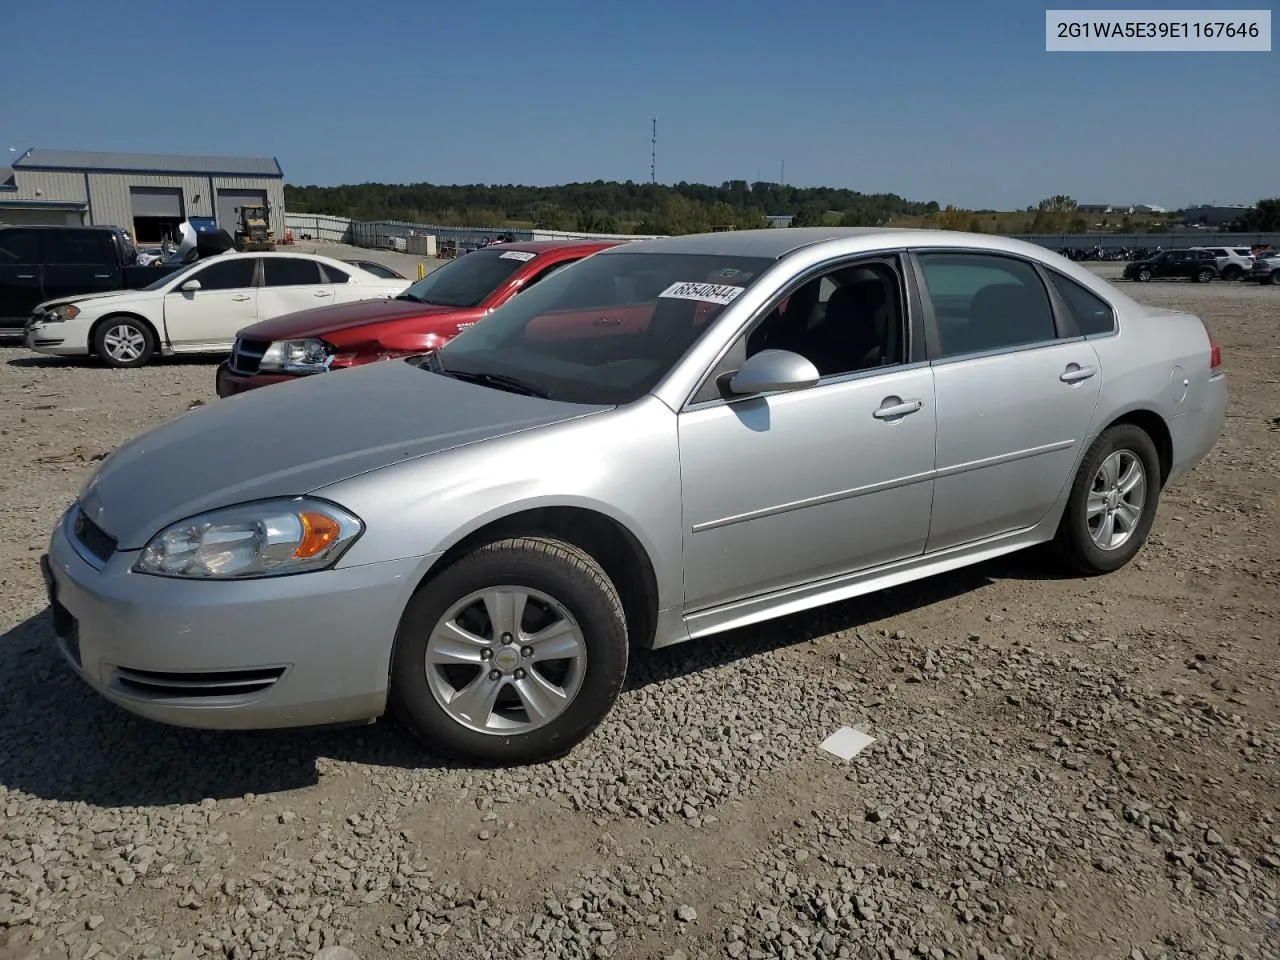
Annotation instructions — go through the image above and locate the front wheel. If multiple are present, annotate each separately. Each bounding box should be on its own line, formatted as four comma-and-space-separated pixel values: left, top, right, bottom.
1221, 266, 1242, 281
1269, 270, 1280, 286
390, 537, 629, 764
1137, 268, 1152, 281
94, 317, 155, 368
1054, 424, 1161, 575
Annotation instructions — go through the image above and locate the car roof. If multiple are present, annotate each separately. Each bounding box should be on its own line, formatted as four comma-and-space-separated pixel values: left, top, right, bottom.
599, 227, 1077, 262
488, 239, 626, 255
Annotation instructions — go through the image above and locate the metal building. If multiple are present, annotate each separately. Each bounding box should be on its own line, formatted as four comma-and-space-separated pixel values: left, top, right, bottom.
0, 148, 285, 242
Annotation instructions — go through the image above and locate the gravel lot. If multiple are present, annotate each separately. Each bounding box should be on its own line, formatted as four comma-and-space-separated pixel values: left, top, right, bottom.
0, 265, 1276, 960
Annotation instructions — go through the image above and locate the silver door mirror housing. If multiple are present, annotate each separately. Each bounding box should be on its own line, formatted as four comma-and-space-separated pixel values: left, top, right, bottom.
181, 279, 202, 292
728, 349, 820, 395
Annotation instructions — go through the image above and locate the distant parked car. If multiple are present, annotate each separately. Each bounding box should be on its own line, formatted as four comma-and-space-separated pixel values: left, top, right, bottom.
1189, 246, 1254, 280
1245, 250, 1280, 284
343, 259, 407, 280
215, 240, 622, 397
24, 253, 407, 367
43, 228, 1225, 765
1122, 249, 1219, 283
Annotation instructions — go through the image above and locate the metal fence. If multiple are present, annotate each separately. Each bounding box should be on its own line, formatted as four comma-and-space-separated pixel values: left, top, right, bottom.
283, 212, 1279, 257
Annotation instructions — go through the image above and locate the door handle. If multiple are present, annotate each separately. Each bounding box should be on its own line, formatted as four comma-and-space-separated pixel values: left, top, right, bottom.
1060, 364, 1097, 384
94, 274, 112, 279
314, 291, 333, 297
231, 295, 252, 302
873, 397, 923, 420
17, 274, 35, 279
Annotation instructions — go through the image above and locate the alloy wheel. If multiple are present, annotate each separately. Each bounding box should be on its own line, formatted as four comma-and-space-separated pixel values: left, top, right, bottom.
1087, 450, 1147, 550
424, 586, 588, 734
102, 324, 147, 363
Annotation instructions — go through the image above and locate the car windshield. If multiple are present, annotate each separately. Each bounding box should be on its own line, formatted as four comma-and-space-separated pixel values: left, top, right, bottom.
424, 251, 774, 405
141, 260, 202, 291
395, 248, 531, 307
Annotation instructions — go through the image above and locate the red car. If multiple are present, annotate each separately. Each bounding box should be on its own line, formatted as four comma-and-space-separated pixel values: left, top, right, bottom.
215, 239, 623, 397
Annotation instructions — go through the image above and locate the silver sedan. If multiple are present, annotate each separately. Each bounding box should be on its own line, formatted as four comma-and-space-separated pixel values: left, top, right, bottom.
43, 228, 1227, 764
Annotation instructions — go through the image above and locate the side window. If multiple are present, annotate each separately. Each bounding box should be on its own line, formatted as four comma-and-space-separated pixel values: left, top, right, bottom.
1047, 271, 1116, 336
0, 229, 40, 263
321, 263, 352, 284
264, 258, 324, 287
190, 258, 257, 291
746, 259, 907, 378
46, 230, 114, 265
917, 252, 1056, 358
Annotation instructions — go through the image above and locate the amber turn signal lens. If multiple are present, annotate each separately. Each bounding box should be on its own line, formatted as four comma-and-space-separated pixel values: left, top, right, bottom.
293, 511, 342, 559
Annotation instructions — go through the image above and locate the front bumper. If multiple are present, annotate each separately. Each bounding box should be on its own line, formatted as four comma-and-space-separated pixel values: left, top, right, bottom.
44, 509, 429, 731
24, 321, 74, 354
215, 361, 300, 398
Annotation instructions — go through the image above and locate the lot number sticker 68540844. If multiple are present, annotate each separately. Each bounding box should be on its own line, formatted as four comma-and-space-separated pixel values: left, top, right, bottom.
659, 282, 745, 306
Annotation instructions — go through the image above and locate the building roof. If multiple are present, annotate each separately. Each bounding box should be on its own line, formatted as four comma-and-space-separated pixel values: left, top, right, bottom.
12, 148, 283, 178
0, 168, 14, 190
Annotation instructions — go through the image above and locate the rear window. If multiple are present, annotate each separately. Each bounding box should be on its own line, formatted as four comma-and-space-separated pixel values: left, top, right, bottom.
395, 248, 530, 308
321, 263, 353, 284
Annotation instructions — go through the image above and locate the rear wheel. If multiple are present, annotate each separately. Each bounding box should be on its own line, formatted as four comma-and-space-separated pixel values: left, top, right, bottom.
93, 317, 155, 368
390, 537, 629, 764
1054, 424, 1161, 575
1194, 268, 1215, 283
1269, 270, 1280, 286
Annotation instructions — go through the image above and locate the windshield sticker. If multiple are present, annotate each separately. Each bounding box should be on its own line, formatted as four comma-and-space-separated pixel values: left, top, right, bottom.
711, 267, 741, 278
659, 281, 745, 306
499, 250, 537, 261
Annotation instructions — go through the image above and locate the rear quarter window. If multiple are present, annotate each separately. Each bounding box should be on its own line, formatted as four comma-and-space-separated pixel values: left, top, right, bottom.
1048, 271, 1116, 336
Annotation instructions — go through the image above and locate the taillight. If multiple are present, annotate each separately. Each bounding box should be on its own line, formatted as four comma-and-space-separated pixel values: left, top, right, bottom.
1200, 317, 1222, 370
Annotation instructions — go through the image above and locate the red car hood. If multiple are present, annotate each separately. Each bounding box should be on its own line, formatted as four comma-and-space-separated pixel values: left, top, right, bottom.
239, 297, 462, 341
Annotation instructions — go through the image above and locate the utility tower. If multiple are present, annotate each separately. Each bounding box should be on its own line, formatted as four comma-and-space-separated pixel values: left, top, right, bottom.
650, 118, 657, 184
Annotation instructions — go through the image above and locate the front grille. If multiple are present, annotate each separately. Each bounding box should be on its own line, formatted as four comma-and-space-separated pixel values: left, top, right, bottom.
73, 508, 117, 564
228, 338, 270, 376
113, 666, 286, 700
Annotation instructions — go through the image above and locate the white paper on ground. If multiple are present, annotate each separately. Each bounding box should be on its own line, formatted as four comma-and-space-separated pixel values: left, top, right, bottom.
819, 726, 876, 761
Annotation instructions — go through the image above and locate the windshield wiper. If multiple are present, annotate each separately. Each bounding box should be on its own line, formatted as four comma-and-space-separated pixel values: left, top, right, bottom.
394, 293, 425, 303
442, 369, 549, 398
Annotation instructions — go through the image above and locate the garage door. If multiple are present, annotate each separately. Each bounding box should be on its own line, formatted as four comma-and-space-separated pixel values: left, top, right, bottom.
130, 187, 184, 218
217, 189, 268, 232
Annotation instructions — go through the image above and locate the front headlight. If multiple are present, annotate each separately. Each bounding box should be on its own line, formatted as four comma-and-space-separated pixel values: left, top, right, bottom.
133, 498, 362, 579
258, 339, 333, 374
44, 304, 81, 323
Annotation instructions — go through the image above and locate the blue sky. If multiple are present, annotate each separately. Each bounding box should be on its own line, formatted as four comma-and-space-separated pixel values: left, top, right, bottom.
1, 0, 1274, 209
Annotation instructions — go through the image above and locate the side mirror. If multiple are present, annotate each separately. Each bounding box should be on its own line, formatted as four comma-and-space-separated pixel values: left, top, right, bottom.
181, 279, 202, 292
727, 349, 820, 396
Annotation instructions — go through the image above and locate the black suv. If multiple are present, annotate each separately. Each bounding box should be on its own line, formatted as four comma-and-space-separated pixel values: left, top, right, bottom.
1122, 249, 1219, 283
0, 224, 189, 332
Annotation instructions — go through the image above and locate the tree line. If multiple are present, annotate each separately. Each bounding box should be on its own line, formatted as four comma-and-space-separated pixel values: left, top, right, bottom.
283, 180, 940, 235
284, 181, 1280, 236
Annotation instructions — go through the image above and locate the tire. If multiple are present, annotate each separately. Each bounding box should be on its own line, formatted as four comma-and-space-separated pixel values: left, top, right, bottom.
1194, 268, 1215, 283
1137, 268, 1152, 282
1269, 270, 1280, 286
1054, 424, 1161, 575
93, 316, 155, 368
390, 536, 629, 764
1221, 266, 1242, 281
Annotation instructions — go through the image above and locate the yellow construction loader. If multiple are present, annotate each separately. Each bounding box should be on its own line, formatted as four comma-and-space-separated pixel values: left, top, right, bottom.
234, 204, 276, 251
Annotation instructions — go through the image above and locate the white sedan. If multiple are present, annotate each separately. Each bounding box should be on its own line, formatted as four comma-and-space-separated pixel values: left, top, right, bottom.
24, 252, 409, 368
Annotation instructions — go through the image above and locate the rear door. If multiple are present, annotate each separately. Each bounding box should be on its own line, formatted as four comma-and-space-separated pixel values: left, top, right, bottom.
914, 250, 1102, 552
0, 228, 45, 328
258, 257, 336, 319
162, 257, 259, 350
41, 229, 122, 304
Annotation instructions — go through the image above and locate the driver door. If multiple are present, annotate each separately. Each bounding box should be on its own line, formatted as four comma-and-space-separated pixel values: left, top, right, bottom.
162, 257, 259, 351
677, 255, 937, 611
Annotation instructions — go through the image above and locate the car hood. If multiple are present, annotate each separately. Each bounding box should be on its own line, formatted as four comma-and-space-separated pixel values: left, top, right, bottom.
238, 297, 463, 341
77, 360, 609, 549
35, 289, 158, 313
